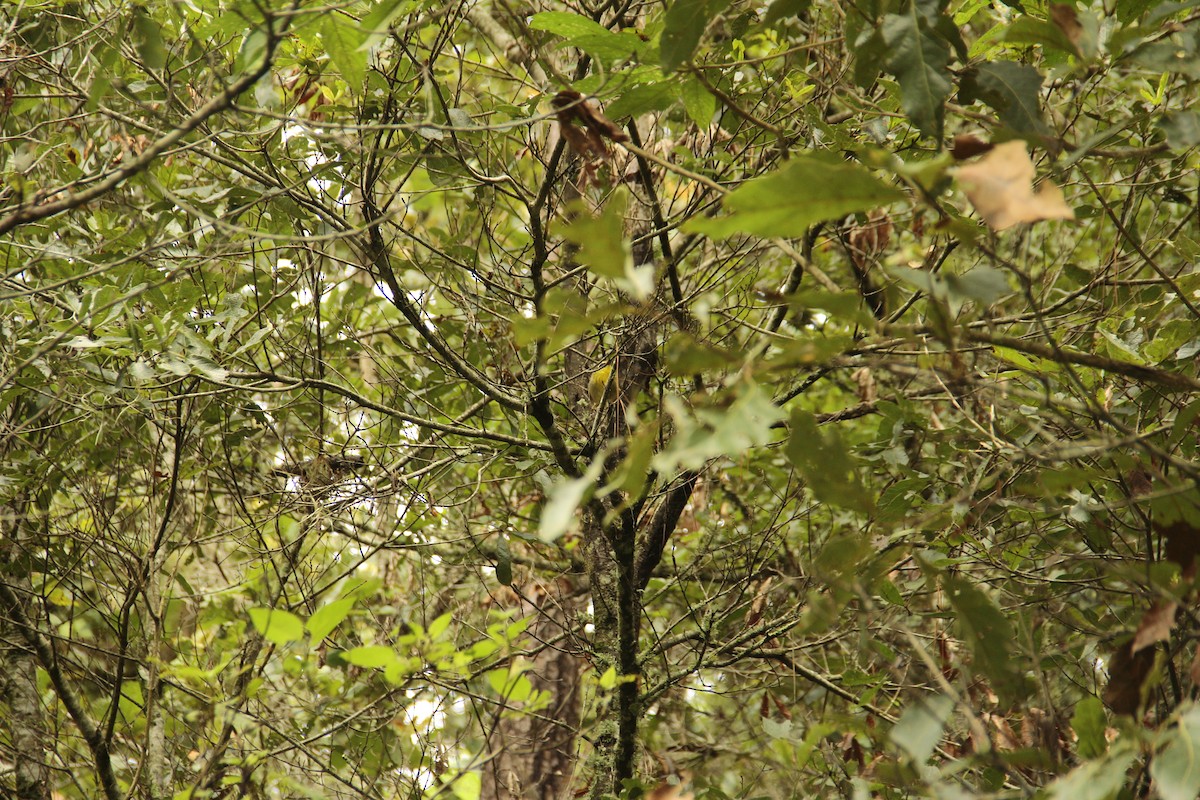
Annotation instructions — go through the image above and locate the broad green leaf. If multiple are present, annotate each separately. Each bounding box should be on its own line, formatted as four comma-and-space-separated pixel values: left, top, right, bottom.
1160, 112, 1200, 150
946, 266, 1011, 305
601, 419, 660, 499
529, 11, 612, 40
763, 0, 812, 26
132, 7, 168, 70
563, 191, 631, 279
890, 694, 953, 763
680, 76, 716, 127
342, 645, 400, 669
652, 381, 785, 472
538, 456, 605, 542
1071, 695, 1108, 760
235, 26, 269, 75
1153, 705, 1200, 800
428, 612, 453, 640
944, 574, 1031, 703
1002, 16, 1078, 56
1047, 744, 1137, 800
306, 598, 355, 642
322, 16, 367, 89
361, 0, 411, 44
879, 8, 953, 138
663, 332, 739, 375
661, 0, 729, 71
959, 61, 1048, 136
785, 409, 872, 509
686, 153, 903, 239
606, 80, 677, 120
450, 771, 481, 800
248, 607, 305, 645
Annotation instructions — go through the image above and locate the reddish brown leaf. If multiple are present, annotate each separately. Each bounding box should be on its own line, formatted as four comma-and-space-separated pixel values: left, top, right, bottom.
1103, 640, 1156, 715
1190, 643, 1200, 686
1132, 600, 1178, 654
951, 134, 993, 160
1049, 4, 1083, 49
552, 90, 628, 143
1160, 520, 1200, 579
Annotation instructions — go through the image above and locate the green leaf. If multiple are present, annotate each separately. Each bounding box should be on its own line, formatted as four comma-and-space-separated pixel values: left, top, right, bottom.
132, 7, 167, 70
890, 694, 954, 763
306, 598, 355, 642
652, 381, 785, 472
322, 16, 367, 89
785, 409, 872, 509
1003, 16, 1078, 55
1160, 112, 1200, 150
538, 456, 605, 542
959, 61, 1048, 136
680, 76, 716, 127
606, 80, 677, 120
428, 612, 453, 640
946, 266, 1011, 305
763, 0, 812, 26
235, 26, 269, 75
248, 607, 305, 645
879, 7, 953, 138
943, 574, 1031, 703
1153, 705, 1200, 800
361, 0, 411, 44
1071, 696, 1108, 760
661, 0, 729, 71
342, 645, 400, 669
563, 191, 631, 279
529, 11, 612, 40
1047, 744, 1137, 800
495, 534, 513, 586
686, 153, 903, 239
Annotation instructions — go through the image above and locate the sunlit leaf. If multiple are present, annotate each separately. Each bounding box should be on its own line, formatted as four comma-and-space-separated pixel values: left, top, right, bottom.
248, 607, 305, 645
306, 598, 355, 642
687, 154, 903, 239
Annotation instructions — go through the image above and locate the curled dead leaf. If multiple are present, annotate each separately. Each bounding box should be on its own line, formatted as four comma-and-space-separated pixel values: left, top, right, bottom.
1131, 600, 1178, 654
955, 141, 1075, 231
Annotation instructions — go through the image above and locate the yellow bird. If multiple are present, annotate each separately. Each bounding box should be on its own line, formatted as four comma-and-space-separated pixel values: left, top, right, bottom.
588, 364, 614, 405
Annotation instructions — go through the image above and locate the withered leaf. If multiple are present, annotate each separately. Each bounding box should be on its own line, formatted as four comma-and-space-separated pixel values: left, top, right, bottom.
951, 134, 993, 160
955, 141, 1075, 230
1160, 519, 1200, 579
1131, 600, 1178, 654
1103, 640, 1156, 715
1049, 4, 1083, 50
552, 90, 628, 143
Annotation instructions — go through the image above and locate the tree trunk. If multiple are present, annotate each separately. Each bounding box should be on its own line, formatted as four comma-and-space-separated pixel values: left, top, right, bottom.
482, 579, 583, 800
0, 497, 50, 800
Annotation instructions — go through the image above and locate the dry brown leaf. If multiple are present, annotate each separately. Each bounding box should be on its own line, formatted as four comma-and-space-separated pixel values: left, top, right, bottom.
1132, 600, 1178, 654
1103, 640, 1156, 715
951, 133, 993, 160
1161, 519, 1200, 579
647, 781, 693, 800
852, 367, 876, 403
1049, 4, 1083, 49
955, 141, 1075, 230
1190, 642, 1200, 686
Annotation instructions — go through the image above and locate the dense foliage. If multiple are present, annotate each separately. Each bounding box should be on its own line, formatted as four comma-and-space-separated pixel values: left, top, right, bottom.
3, 0, 1200, 798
